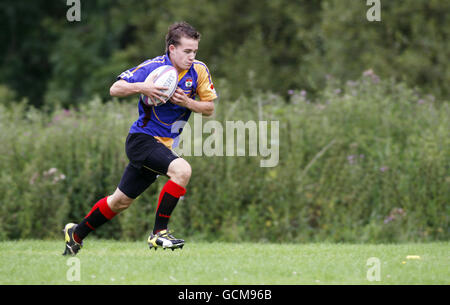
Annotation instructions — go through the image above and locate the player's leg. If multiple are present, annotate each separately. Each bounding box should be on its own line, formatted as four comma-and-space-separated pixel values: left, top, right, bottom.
152, 158, 191, 233
63, 133, 160, 255
63, 163, 157, 255
62, 194, 118, 256
141, 140, 191, 250
166, 157, 192, 188
147, 158, 191, 250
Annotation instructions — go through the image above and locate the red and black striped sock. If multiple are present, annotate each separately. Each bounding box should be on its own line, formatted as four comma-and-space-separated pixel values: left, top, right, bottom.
153, 180, 186, 234
73, 197, 117, 243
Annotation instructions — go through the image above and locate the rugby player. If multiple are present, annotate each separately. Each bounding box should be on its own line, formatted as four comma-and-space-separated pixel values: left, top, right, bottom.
63, 21, 217, 255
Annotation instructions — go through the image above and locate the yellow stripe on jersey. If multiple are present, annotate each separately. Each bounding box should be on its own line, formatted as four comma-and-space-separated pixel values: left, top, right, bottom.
131, 58, 165, 74
178, 69, 189, 82
193, 61, 217, 102
152, 106, 187, 126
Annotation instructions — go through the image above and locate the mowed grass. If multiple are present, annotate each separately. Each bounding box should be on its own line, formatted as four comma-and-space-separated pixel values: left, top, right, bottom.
0, 240, 448, 285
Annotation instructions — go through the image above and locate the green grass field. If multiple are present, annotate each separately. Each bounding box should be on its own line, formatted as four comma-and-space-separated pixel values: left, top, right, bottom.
0, 240, 448, 285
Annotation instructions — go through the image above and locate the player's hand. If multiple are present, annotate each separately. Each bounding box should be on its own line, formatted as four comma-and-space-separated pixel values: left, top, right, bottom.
140, 74, 169, 106
170, 88, 190, 108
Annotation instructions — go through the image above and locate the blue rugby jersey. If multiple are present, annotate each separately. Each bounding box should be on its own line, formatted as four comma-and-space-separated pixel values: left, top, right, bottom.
117, 53, 217, 149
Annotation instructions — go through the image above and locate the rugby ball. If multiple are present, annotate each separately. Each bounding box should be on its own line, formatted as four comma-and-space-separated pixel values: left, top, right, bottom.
141, 65, 178, 106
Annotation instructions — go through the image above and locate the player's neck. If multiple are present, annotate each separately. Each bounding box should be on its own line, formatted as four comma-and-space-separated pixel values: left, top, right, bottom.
172, 64, 187, 74
168, 54, 188, 74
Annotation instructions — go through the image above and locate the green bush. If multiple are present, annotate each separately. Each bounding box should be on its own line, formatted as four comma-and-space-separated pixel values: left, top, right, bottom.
0, 74, 448, 242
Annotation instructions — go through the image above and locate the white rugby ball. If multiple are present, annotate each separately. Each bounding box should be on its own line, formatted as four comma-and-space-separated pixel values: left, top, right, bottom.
141, 65, 178, 106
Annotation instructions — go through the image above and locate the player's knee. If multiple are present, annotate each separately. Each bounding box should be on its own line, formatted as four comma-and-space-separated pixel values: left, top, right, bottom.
174, 163, 192, 182
108, 189, 134, 213
168, 159, 192, 186
118, 195, 133, 209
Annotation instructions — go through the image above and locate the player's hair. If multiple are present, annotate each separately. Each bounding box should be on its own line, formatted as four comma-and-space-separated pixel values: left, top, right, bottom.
165, 22, 201, 54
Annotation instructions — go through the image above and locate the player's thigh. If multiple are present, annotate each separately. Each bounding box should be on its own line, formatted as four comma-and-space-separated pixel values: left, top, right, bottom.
117, 163, 157, 200
125, 132, 179, 176
142, 139, 180, 177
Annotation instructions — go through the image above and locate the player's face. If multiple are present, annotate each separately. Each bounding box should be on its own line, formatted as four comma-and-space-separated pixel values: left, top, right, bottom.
169, 37, 199, 71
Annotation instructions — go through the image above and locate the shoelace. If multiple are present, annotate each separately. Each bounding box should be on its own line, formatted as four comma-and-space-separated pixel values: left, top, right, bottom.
159, 230, 177, 240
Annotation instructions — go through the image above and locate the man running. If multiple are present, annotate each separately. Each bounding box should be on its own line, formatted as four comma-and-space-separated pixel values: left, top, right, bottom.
63, 21, 217, 255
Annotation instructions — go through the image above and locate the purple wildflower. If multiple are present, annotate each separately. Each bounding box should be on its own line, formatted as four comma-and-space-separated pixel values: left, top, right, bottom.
384, 208, 406, 224
347, 155, 356, 165
363, 69, 380, 83
363, 69, 374, 77
384, 216, 394, 224
380, 166, 389, 172
346, 80, 358, 87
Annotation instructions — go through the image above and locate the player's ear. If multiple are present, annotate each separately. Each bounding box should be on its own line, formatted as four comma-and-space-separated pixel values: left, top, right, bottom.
168, 44, 176, 54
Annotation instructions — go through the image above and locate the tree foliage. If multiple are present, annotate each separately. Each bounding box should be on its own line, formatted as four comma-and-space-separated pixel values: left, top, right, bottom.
1, 0, 448, 106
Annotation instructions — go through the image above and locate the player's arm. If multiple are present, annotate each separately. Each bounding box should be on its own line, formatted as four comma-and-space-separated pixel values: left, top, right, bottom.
110, 77, 169, 105
170, 89, 215, 116
109, 79, 143, 97
171, 62, 217, 116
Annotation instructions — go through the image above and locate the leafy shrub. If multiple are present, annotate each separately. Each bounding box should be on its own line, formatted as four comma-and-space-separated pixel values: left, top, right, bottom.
0, 73, 448, 242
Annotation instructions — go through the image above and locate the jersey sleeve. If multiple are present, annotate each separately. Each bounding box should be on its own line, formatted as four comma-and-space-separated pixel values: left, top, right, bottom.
194, 62, 218, 101
117, 60, 153, 83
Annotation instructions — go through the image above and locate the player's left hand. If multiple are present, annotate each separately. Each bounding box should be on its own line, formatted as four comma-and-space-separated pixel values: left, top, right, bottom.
170, 88, 190, 108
